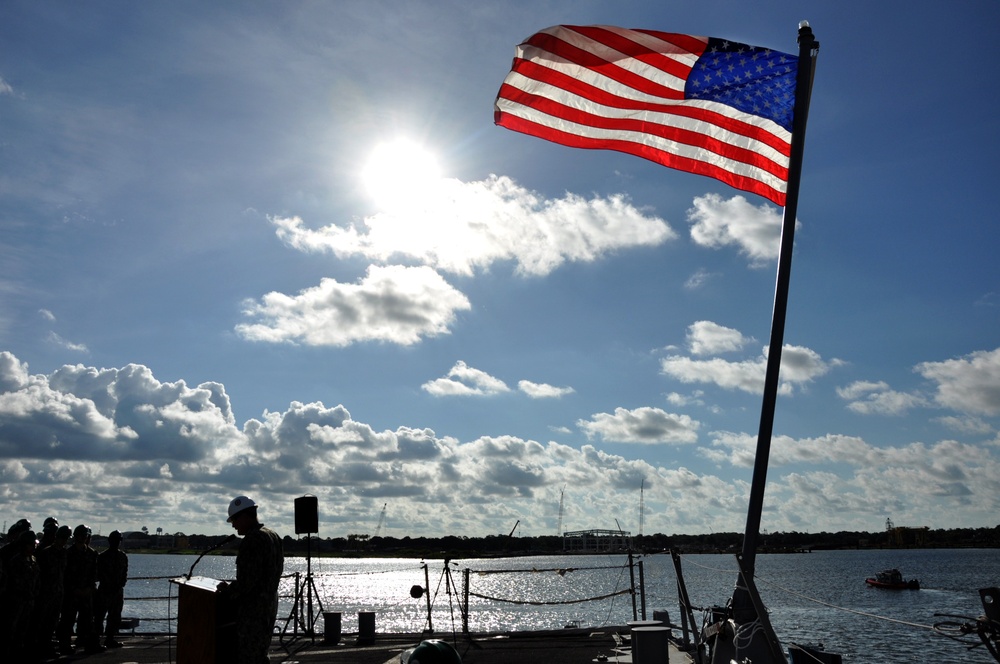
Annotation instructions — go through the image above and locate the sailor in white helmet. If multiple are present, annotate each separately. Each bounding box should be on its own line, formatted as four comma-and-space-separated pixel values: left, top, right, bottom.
218, 495, 284, 663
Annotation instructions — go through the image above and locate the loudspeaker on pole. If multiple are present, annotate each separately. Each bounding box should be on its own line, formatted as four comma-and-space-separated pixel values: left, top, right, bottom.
294, 495, 318, 534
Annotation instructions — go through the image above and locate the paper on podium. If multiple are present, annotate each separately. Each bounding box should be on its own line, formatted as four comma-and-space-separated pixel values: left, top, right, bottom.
171, 575, 224, 592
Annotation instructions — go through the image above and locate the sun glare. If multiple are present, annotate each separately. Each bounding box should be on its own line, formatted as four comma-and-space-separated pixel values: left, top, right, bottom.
361, 139, 443, 209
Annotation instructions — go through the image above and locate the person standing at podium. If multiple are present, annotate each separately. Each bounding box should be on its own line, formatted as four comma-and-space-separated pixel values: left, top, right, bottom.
219, 495, 284, 663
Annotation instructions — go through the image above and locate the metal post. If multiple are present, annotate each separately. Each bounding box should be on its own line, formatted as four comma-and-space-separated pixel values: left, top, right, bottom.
423, 563, 434, 634
628, 551, 638, 620
638, 560, 646, 620
737, 19, 819, 590
462, 568, 470, 634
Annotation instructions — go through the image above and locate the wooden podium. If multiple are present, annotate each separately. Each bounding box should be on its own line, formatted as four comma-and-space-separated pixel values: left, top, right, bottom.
170, 576, 237, 664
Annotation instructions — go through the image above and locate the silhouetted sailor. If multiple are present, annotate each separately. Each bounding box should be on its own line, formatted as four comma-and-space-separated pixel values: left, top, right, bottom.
34, 524, 71, 658
95, 530, 128, 648
57, 525, 104, 655
219, 495, 284, 663
7, 530, 40, 660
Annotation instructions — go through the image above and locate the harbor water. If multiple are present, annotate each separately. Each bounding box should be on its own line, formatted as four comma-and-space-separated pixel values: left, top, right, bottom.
123, 547, 998, 662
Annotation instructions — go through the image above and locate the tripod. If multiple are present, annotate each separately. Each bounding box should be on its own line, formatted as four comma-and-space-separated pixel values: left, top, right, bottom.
281, 533, 323, 644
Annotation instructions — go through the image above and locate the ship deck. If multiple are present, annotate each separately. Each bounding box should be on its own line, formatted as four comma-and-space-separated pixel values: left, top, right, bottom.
45, 627, 697, 663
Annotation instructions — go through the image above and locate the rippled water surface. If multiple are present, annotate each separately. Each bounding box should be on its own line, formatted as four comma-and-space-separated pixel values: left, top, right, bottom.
123, 548, 999, 662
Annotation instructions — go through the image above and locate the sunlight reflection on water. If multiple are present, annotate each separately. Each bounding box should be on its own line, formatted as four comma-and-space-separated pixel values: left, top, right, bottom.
123, 548, 999, 662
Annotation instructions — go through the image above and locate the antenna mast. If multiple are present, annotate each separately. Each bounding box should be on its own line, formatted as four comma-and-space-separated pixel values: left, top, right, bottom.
557, 486, 565, 536
639, 480, 644, 537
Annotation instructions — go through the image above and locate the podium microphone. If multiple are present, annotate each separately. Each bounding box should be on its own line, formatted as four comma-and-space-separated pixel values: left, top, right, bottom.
187, 534, 237, 579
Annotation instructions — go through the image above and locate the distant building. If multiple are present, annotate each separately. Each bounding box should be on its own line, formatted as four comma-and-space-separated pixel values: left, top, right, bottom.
121, 531, 151, 549
562, 529, 633, 552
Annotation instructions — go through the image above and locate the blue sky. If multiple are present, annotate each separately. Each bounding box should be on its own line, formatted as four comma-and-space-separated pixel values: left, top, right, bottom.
2, 1, 998, 539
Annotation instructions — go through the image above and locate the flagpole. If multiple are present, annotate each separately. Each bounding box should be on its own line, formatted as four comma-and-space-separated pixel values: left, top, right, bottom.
738, 20, 819, 586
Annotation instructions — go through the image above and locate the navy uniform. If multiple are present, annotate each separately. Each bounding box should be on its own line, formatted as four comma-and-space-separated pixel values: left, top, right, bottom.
0, 519, 31, 650
222, 495, 285, 663
33, 525, 71, 656
95, 530, 129, 648
57, 525, 103, 654
7, 530, 40, 660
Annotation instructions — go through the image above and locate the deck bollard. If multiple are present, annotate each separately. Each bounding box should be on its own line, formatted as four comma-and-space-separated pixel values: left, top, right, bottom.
358, 611, 376, 645
652, 610, 671, 630
632, 625, 670, 664
323, 611, 341, 645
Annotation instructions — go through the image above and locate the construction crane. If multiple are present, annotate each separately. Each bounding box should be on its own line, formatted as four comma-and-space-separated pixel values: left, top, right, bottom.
505, 519, 519, 552
373, 503, 387, 538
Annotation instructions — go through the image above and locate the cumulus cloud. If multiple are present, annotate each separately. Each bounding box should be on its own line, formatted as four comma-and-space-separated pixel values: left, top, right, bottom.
0, 352, 241, 462
518, 380, 575, 399
916, 348, 1000, 416
687, 321, 750, 355
577, 406, 699, 444
836, 380, 927, 415
271, 175, 676, 277
661, 343, 837, 395
688, 193, 797, 265
1, 350, 997, 537
422, 361, 510, 397
236, 265, 470, 347
704, 432, 1000, 527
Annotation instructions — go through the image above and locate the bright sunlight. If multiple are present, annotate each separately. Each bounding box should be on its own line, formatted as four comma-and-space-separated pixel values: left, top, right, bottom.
360, 139, 444, 210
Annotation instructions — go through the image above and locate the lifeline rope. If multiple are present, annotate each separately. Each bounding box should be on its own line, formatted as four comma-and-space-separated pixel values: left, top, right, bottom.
753, 574, 935, 631
468, 564, 627, 575
673, 553, 936, 632
468, 588, 632, 606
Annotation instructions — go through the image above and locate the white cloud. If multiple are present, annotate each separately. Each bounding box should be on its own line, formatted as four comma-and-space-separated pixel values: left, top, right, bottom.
836, 380, 927, 415
661, 343, 837, 395
39, 309, 56, 322
686, 321, 750, 355
1, 351, 997, 537
518, 380, 575, 399
934, 416, 993, 436
688, 193, 797, 266
46, 332, 89, 353
0, 77, 13, 96
236, 265, 470, 347
916, 348, 1000, 416
422, 361, 510, 397
666, 391, 704, 407
577, 406, 699, 444
683, 268, 717, 290
271, 174, 676, 277
0, 352, 241, 463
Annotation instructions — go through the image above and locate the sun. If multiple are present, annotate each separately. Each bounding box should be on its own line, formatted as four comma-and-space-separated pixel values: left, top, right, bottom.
360, 139, 443, 209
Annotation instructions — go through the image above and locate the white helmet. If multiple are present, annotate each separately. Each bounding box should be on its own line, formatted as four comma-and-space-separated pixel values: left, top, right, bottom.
227, 495, 257, 522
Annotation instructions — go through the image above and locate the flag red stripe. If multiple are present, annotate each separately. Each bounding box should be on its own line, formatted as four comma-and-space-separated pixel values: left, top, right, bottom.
522, 29, 692, 100
497, 83, 788, 183
496, 113, 785, 204
507, 59, 791, 161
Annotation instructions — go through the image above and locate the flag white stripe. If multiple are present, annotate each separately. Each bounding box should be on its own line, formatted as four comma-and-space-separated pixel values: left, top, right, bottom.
530, 27, 698, 95
495, 95, 788, 194
502, 70, 790, 168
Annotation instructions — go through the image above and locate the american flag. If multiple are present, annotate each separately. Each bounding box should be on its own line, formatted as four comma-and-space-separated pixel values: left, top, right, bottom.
495, 25, 799, 206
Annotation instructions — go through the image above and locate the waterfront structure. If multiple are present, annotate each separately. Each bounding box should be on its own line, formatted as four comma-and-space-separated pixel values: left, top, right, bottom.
562, 529, 632, 553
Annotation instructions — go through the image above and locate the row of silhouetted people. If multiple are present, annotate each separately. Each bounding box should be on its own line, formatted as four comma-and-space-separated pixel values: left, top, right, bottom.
0, 517, 128, 660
